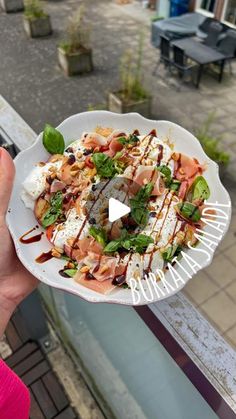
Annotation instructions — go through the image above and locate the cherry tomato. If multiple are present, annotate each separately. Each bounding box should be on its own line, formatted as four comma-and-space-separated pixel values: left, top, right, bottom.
100, 145, 109, 152
85, 156, 95, 169
46, 224, 55, 242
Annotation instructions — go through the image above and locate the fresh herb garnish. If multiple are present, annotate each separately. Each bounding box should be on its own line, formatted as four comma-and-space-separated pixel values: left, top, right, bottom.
129, 182, 154, 226
104, 230, 153, 254
176, 201, 201, 222
63, 269, 77, 278
162, 244, 182, 263
41, 191, 63, 228
89, 226, 107, 247
170, 179, 181, 192
43, 124, 65, 155
187, 176, 210, 203
92, 153, 125, 179
113, 152, 126, 174
61, 254, 72, 262
118, 134, 139, 146
156, 165, 172, 187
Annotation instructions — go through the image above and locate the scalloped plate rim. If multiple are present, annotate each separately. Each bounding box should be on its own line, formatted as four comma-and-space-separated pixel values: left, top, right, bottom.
7, 111, 232, 305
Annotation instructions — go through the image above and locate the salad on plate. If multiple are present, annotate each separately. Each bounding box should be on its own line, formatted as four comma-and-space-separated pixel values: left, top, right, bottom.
20, 123, 210, 295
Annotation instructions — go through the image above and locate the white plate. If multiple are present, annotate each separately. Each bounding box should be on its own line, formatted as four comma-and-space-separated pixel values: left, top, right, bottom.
7, 111, 232, 305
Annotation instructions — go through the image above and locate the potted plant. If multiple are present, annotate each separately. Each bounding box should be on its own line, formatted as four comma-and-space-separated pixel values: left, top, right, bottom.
195, 113, 230, 179
23, 0, 52, 38
0, 0, 23, 13
108, 33, 151, 117
58, 6, 93, 76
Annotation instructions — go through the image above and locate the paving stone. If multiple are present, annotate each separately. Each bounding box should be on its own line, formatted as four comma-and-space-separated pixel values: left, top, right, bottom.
225, 325, 236, 349
183, 271, 219, 306
205, 253, 236, 288
224, 244, 236, 266
225, 281, 236, 303
200, 291, 236, 333
217, 230, 236, 252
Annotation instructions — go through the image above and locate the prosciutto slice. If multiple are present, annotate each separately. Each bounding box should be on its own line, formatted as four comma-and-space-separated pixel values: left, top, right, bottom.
75, 273, 116, 295
175, 155, 203, 199
133, 165, 166, 196
82, 132, 108, 149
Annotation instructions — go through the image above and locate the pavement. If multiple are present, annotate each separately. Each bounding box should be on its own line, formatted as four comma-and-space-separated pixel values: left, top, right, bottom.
0, 0, 236, 348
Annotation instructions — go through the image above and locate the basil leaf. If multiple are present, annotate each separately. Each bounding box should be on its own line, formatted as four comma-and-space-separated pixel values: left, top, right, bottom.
104, 240, 121, 253
118, 134, 139, 146
51, 191, 63, 210
162, 245, 182, 263
41, 191, 63, 228
187, 176, 210, 202
127, 234, 153, 253
129, 183, 153, 226
170, 179, 181, 192
130, 206, 149, 226
89, 226, 107, 247
135, 182, 154, 201
42, 211, 61, 228
104, 232, 153, 254
157, 165, 172, 186
92, 153, 117, 178
63, 269, 77, 278
177, 202, 201, 222
43, 124, 65, 155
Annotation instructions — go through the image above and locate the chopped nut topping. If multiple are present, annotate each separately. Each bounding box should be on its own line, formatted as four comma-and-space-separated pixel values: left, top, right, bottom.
99, 265, 108, 274
77, 161, 85, 169
51, 248, 62, 258
80, 265, 90, 273
171, 152, 179, 161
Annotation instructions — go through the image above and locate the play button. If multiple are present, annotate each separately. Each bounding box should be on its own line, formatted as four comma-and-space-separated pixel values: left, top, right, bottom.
84, 176, 143, 235
108, 198, 131, 222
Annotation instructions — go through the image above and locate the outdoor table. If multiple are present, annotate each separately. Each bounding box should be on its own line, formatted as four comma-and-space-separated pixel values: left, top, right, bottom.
172, 37, 226, 88
1, 95, 236, 419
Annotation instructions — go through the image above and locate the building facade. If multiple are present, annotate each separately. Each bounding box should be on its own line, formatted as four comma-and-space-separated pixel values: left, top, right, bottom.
192, 0, 236, 25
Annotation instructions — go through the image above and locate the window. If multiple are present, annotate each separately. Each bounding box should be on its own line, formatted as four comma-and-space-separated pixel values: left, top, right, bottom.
196, 0, 216, 15
200, 0, 216, 12
224, 0, 236, 25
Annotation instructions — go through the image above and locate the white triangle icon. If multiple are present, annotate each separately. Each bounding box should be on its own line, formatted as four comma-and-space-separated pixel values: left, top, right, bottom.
108, 198, 131, 223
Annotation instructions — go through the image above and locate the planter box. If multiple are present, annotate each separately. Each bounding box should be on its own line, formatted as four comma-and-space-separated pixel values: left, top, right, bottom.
0, 0, 24, 12
108, 92, 151, 117
23, 16, 52, 38
58, 47, 93, 76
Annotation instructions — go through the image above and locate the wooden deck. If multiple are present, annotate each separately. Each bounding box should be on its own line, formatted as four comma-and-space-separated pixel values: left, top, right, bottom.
4, 310, 77, 419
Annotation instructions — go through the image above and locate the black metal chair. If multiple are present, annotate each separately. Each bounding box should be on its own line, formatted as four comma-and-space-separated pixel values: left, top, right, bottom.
204, 21, 223, 48
153, 35, 171, 75
217, 30, 236, 74
171, 45, 195, 89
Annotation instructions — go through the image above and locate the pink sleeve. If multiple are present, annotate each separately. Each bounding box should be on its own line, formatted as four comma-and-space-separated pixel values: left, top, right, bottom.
0, 359, 30, 419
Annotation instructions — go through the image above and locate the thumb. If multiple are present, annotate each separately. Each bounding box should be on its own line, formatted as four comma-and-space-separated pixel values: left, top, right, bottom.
0, 148, 15, 218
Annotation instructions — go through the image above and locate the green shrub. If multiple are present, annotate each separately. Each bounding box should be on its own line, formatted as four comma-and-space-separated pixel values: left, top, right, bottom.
119, 32, 149, 103
24, 0, 47, 20
59, 5, 90, 54
87, 103, 106, 111
195, 113, 230, 166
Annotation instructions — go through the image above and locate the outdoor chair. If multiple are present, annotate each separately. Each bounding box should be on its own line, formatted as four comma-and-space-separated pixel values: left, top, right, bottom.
171, 45, 195, 90
217, 30, 236, 73
153, 35, 172, 76
197, 17, 221, 39
204, 21, 223, 48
